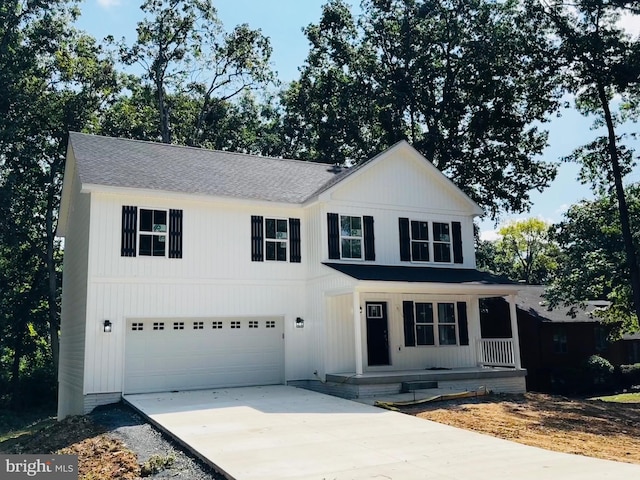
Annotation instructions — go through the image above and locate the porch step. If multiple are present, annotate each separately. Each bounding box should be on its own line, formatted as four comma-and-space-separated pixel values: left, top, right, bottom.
401, 381, 438, 392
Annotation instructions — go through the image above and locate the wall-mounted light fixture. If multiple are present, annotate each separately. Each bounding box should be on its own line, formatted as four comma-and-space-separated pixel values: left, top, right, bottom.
295, 317, 304, 328
103, 319, 112, 333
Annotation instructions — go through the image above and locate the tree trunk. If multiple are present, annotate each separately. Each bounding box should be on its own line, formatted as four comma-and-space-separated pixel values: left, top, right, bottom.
597, 81, 640, 325
45, 178, 59, 374
10, 325, 23, 410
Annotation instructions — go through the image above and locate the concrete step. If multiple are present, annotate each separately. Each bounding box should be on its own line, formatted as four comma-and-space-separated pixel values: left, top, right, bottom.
401, 381, 438, 392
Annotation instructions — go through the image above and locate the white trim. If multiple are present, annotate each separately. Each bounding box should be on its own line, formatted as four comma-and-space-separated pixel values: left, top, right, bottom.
353, 291, 363, 375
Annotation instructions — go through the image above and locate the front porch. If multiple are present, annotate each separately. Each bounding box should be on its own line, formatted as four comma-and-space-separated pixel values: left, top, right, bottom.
290, 365, 527, 400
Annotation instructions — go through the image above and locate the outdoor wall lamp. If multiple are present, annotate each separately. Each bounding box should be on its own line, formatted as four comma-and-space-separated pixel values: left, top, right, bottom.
103, 319, 112, 333
295, 317, 304, 328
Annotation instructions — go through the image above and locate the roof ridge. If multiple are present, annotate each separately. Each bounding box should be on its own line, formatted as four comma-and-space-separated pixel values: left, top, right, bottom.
70, 131, 336, 168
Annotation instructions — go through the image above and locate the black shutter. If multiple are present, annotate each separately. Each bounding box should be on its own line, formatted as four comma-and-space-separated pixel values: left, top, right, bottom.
251, 215, 264, 262
399, 217, 411, 261
327, 213, 340, 260
121, 206, 137, 257
168, 209, 183, 258
457, 302, 469, 346
363, 215, 375, 261
452, 221, 463, 264
403, 300, 416, 347
289, 218, 301, 263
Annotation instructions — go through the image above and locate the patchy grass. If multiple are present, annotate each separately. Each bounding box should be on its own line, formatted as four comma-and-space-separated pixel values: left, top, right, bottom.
0, 407, 56, 443
398, 392, 640, 464
591, 392, 640, 403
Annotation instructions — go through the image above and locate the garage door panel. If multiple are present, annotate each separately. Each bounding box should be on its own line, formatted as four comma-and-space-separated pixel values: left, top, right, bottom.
124, 317, 284, 394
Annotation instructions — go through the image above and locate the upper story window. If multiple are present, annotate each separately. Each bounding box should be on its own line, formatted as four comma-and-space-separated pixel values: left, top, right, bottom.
340, 215, 363, 259
265, 218, 288, 261
432, 222, 451, 263
410, 221, 430, 262
553, 328, 568, 354
121, 206, 182, 258
251, 216, 301, 263
399, 218, 463, 264
327, 213, 375, 261
139, 209, 167, 256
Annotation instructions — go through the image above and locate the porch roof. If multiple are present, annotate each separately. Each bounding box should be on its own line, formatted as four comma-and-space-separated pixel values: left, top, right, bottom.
323, 263, 516, 285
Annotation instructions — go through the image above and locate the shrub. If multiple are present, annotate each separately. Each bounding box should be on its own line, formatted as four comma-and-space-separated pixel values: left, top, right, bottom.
584, 355, 615, 388
619, 363, 640, 389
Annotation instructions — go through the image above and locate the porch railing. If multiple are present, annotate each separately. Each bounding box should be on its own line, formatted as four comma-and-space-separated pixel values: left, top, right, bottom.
478, 338, 516, 367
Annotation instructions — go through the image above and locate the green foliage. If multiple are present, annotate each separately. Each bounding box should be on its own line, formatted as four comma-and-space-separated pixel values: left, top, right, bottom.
546, 185, 640, 336
140, 453, 175, 477
476, 218, 560, 284
619, 363, 640, 389
111, 0, 276, 145
281, 0, 562, 217
584, 354, 615, 386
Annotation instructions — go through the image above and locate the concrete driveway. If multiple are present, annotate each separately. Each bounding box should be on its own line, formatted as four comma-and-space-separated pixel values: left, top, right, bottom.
124, 385, 640, 480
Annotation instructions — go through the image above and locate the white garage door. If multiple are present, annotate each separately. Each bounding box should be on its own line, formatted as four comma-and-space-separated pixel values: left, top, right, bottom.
124, 316, 284, 394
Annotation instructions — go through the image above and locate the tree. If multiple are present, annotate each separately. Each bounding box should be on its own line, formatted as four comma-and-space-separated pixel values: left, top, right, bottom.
546, 186, 640, 336
115, 0, 275, 145
0, 0, 118, 406
281, 0, 562, 218
536, 0, 640, 327
476, 218, 559, 284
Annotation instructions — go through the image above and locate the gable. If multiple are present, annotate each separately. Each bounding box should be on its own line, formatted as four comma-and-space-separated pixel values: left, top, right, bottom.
318, 142, 483, 216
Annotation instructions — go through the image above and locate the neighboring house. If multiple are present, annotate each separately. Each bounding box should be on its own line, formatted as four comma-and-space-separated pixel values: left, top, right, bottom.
481, 286, 620, 392
57, 133, 525, 419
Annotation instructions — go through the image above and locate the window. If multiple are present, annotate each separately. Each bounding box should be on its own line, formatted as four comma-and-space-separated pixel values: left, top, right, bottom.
399, 218, 463, 264
173, 322, 184, 330
411, 221, 430, 262
193, 321, 204, 330
595, 326, 608, 352
212, 321, 223, 329
328, 213, 375, 261
131, 322, 144, 331
553, 328, 568, 354
415, 303, 435, 345
367, 304, 383, 319
139, 209, 167, 256
265, 218, 288, 261
266, 320, 276, 328
340, 215, 363, 259
249, 321, 259, 328
438, 303, 457, 345
404, 301, 465, 347
121, 206, 183, 258
231, 321, 241, 329
251, 216, 301, 263
153, 322, 164, 331
433, 223, 451, 263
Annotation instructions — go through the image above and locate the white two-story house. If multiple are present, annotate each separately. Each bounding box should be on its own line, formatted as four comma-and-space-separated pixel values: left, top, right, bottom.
57, 132, 525, 419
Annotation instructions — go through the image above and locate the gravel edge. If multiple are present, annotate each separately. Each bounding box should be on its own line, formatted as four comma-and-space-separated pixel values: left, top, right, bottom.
89, 402, 227, 480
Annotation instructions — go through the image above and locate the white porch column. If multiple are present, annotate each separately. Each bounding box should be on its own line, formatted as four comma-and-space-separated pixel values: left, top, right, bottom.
508, 294, 522, 369
353, 290, 363, 375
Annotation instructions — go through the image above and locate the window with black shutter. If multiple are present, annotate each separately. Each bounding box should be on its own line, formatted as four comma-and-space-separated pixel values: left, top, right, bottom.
289, 218, 301, 263
121, 206, 183, 258
327, 213, 340, 259
251, 215, 264, 261
399, 218, 463, 264
121, 206, 137, 257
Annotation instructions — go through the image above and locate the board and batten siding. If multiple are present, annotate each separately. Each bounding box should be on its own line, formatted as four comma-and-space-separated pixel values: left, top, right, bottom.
58, 179, 91, 419
82, 192, 311, 398
324, 293, 482, 374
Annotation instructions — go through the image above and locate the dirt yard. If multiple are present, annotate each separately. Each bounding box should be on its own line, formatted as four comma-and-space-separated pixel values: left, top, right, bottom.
398, 392, 640, 465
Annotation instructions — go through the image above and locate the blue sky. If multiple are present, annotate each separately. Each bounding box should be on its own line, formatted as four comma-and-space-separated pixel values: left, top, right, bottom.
77, 1, 639, 237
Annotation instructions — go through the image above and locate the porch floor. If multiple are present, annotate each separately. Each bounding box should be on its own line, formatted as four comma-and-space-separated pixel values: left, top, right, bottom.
326, 366, 525, 385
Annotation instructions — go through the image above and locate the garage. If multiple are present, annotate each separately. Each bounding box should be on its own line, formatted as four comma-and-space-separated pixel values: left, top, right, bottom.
124, 316, 284, 394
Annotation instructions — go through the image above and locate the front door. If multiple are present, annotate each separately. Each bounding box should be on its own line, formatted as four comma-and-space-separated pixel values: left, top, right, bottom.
366, 302, 390, 366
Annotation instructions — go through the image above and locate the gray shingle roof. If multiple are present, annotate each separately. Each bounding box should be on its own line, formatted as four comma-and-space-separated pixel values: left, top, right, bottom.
69, 132, 348, 203
515, 286, 609, 323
